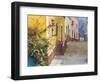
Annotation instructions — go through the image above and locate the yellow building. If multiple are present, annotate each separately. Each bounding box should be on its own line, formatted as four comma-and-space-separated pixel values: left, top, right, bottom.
47, 16, 66, 64
28, 15, 66, 65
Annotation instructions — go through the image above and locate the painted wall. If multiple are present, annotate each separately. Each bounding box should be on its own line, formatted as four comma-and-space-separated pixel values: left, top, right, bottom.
28, 16, 46, 39
55, 16, 65, 41
65, 17, 72, 40
48, 16, 57, 55
65, 17, 88, 41
47, 16, 65, 55
70, 17, 79, 40
65, 17, 79, 40
78, 17, 88, 39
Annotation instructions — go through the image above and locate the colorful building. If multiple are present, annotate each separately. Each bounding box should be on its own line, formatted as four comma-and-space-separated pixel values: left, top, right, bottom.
65, 17, 72, 41
47, 16, 66, 64
78, 17, 88, 41
65, 17, 79, 41
70, 17, 79, 40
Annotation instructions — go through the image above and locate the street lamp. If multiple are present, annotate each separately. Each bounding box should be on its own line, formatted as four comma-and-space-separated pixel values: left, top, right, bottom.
51, 19, 55, 36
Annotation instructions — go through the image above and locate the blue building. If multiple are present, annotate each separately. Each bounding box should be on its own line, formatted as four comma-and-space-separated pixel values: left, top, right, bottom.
78, 17, 88, 41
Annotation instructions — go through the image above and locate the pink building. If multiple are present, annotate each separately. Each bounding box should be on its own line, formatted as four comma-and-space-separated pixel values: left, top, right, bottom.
70, 17, 79, 40
65, 17, 79, 41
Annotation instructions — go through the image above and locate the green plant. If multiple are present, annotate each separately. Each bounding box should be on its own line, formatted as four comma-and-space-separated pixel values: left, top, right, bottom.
28, 28, 48, 66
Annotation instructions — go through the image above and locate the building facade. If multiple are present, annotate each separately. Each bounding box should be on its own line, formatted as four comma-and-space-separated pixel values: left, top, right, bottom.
65, 17, 79, 41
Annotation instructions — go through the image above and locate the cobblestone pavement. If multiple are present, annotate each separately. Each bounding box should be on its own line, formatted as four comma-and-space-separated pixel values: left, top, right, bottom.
50, 41, 88, 66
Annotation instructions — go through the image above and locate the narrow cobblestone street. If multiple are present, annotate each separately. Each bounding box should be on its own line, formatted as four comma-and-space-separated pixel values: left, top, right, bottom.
50, 41, 88, 65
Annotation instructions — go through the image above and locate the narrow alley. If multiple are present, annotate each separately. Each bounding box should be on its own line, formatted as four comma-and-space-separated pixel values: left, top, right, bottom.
50, 41, 88, 65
